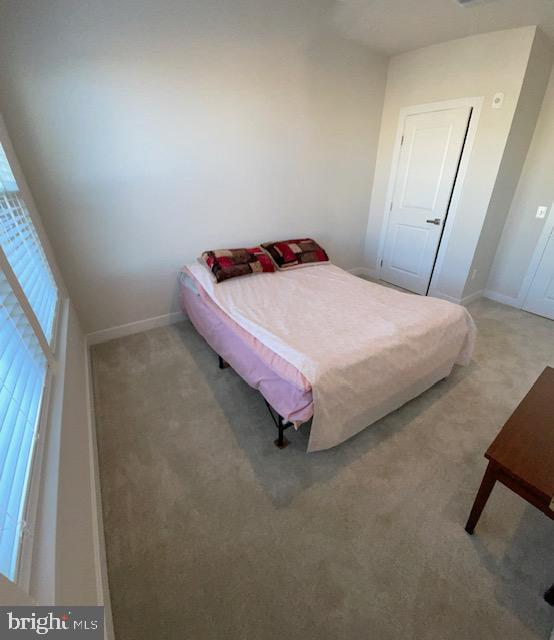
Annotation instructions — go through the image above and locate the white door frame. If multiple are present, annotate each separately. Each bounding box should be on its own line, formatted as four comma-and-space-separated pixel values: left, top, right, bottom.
518, 203, 554, 308
376, 97, 484, 297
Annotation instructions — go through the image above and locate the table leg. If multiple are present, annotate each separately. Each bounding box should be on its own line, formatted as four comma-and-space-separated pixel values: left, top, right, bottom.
465, 461, 497, 534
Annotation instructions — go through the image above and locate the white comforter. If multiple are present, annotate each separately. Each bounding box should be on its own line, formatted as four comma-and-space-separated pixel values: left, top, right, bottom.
188, 263, 476, 452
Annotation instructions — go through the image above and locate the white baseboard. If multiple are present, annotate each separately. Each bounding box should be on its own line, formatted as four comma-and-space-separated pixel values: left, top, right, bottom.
84, 343, 115, 640
428, 290, 460, 304
459, 289, 484, 306
348, 266, 380, 280
426, 290, 482, 306
483, 289, 522, 309
87, 310, 185, 346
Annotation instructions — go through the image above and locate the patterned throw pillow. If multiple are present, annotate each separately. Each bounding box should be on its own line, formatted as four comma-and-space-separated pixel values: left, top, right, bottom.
200, 247, 275, 283
262, 238, 329, 270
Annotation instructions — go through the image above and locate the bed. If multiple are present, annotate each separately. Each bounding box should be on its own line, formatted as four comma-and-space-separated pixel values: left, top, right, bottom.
180, 263, 476, 452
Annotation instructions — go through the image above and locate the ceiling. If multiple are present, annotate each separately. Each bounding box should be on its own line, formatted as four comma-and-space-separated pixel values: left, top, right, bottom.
332, 0, 554, 55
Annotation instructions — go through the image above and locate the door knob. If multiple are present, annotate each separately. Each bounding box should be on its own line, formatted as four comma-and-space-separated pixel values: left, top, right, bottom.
426, 218, 441, 225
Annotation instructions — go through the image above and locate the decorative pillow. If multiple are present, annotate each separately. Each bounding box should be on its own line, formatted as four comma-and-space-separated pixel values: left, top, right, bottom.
262, 238, 329, 270
200, 246, 275, 283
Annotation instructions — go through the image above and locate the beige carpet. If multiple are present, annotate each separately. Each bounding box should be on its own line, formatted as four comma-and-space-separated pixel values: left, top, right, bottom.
91, 297, 554, 640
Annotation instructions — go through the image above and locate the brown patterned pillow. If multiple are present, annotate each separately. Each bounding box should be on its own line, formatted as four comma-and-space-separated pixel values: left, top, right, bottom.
262, 238, 329, 270
200, 246, 275, 283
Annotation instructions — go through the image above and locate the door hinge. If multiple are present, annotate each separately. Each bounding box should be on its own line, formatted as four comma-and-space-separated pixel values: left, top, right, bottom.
390, 201, 393, 211
380, 258, 383, 267
400, 134, 404, 146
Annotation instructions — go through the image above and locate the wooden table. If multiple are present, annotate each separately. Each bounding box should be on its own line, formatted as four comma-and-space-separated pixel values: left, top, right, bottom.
465, 366, 554, 535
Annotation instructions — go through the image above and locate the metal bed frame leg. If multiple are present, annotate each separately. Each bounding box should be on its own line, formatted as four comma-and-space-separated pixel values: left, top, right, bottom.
264, 401, 291, 449
217, 352, 291, 448
275, 414, 287, 449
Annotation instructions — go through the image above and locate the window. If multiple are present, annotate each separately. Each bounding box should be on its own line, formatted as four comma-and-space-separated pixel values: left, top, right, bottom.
0, 141, 58, 582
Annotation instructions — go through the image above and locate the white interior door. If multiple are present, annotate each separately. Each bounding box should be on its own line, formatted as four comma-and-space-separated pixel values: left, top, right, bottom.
523, 225, 554, 320
380, 107, 472, 295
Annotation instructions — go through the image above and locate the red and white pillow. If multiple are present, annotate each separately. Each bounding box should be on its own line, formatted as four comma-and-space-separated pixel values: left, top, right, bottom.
261, 238, 329, 270
200, 246, 275, 283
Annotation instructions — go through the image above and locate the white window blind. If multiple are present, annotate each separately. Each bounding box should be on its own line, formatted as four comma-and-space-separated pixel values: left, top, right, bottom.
0, 144, 58, 342
0, 139, 58, 582
0, 269, 47, 580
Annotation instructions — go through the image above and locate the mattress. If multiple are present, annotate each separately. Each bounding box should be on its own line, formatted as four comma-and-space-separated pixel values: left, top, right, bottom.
182, 263, 476, 452
180, 272, 313, 424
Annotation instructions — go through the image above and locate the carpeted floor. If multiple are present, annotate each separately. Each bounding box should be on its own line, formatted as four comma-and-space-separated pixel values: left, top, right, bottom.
91, 297, 554, 640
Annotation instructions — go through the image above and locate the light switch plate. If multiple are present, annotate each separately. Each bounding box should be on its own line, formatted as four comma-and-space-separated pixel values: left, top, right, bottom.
492, 92, 504, 109
536, 206, 548, 219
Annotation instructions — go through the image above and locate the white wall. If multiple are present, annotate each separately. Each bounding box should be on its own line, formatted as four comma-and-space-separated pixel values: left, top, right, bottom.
363, 26, 537, 301
0, 0, 387, 333
53, 302, 113, 631
465, 30, 553, 298
487, 66, 554, 301
55, 304, 101, 605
